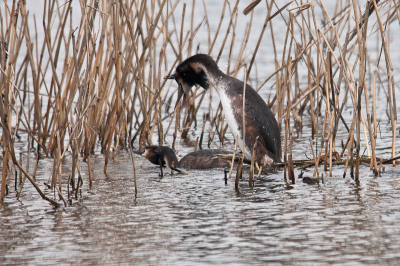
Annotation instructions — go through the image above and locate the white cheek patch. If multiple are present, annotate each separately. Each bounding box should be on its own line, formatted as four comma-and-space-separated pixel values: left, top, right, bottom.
176, 77, 191, 93
143, 149, 152, 161
181, 82, 192, 94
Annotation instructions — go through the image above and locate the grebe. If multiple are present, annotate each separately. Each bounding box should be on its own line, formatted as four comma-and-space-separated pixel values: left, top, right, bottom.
168, 54, 282, 165
134, 146, 234, 177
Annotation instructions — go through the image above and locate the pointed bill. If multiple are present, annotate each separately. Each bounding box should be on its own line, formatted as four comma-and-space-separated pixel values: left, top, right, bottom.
174, 83, 187, 111
132, 149, 144, 155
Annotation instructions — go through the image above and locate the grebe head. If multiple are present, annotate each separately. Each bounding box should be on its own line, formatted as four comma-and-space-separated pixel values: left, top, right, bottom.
133, 146, 161, 165
167, 54, 221, 109
134, 146, 179, 169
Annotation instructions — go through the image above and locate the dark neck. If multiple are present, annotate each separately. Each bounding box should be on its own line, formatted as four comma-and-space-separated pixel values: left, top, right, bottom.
162, 147, 179, 168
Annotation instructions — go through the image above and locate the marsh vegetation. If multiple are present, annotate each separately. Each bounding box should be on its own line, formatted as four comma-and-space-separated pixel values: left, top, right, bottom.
0, 0, 399, 205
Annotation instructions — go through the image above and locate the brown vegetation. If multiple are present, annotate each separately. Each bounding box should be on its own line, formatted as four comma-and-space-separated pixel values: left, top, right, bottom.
0, 0, 398, 205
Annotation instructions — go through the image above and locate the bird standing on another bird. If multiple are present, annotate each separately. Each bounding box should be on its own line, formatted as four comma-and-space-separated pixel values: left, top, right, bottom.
167, 54, 282, 165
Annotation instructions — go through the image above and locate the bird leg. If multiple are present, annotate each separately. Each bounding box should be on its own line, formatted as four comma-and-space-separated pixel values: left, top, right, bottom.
159, 159, 163, 178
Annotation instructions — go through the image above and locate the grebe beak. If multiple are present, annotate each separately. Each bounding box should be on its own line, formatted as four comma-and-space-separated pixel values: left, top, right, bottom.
166, 73, 186, 110
132, 149, 144, 155
174, 83, 187, 110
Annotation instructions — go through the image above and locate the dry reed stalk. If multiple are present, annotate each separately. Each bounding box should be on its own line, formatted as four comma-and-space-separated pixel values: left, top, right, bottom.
16, 154, 29, 199
194, 137, 199, 152
372, 0, 397, 166
31, 154, 38, 180
277, 7, 292, 128
316, 2, 362, 170
232, 12, 253, 77
286, 53, 294, 183
19, 153, 23, 184
362, 71, 377, 175
249, 136, 259, 186
149, 104, 160, 142
19, 150, 25, 184
16, 154, 22, 191
228, 136, 239, 180
242, 66, 247, 161
309, 137, 318, 177
181, 87, 206, 139
307, 53, 317, 137
333, 32, 350, 139
256, 161, 263, 179
215, 0, 239, 64
187, 0, 195, 57
226, 5, 238, 75
1, 7, 23, 199
178, 3, 186, 63
1, 148, 8, 201
208, 0, 228, 54
311, 28, 331, 177
282, 23, 290, 183
285, 14, 295, 182
198, 113, 207, 150
351, 0, 369, 181
74, 158, 83, 200
326, 51, 334, 177
104, 118, 119, 174
0, 105, 58, 205
56, 131, 62, 193
235, 157, 243, 189
1, 1, 19, 201
207, 106, 221, 147
172, 103, 180, 150
55, 185, 67, 207
246, 0, 272, 77
372, 72, 378, 173
288, 154, 295, 183
71, 140, 78, 190
88, 156, 93, 188
218, 114, 225, 145
128, 133, 137, 198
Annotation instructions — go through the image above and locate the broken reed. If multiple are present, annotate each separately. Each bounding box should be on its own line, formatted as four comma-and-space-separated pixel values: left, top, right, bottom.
0, 0, 398, 204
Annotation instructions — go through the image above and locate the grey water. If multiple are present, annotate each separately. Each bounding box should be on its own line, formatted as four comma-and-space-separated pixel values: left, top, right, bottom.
1, 1, 400, 265
2, 151, 400, 265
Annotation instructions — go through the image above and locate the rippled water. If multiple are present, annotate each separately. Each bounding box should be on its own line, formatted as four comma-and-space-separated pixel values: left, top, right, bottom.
1, 149, 400, 265
2, 0, 400, 265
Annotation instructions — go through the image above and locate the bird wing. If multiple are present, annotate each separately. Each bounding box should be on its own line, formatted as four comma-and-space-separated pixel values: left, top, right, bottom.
230, 86, 282, 162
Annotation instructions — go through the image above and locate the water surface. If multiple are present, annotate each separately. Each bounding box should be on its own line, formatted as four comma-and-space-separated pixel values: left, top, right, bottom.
1, 1, 400, 265
1, 149, 400, 265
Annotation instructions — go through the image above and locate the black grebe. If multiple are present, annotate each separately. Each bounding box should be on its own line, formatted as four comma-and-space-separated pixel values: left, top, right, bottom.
168, 54, 282, 165
134, 146, 234, 177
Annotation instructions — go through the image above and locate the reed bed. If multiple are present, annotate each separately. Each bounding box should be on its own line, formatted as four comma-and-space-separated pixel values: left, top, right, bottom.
0, 0, 399, 205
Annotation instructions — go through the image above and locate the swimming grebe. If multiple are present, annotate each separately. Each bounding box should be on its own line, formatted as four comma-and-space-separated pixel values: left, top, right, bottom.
134, 146, 234, 177
167, 54, 282, 165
